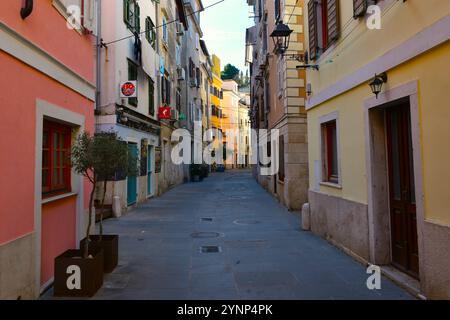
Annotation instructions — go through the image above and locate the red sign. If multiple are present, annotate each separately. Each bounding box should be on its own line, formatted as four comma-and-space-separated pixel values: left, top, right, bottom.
121, 81, 136, 98
159, 107, 171, 120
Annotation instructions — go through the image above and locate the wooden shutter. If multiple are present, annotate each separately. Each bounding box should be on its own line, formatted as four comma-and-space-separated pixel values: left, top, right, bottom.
308, 0, 319, 60
326, 0, 339, 44
135, 4, 140, 33
123, 0, 129, 25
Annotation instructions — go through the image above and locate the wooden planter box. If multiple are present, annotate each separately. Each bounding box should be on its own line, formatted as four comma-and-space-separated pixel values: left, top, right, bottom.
80, 235, 118, 273
53, 247, 104, 297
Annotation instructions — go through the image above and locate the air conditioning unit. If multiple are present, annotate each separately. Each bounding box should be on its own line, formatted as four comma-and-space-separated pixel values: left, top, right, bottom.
177, 67, 186, 81
171, 109, 179, 121
176, 22, 184, 36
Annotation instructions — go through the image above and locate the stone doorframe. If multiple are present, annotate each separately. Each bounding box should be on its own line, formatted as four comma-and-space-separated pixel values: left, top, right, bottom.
363, 80, 425, 284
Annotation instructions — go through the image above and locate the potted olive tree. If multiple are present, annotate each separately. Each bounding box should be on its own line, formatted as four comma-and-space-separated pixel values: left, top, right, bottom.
54, 132, 103, 297
79, 131, 137, 273
54, 132, 137, 297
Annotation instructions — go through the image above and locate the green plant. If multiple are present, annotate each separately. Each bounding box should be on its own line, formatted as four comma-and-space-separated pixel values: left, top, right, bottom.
71, 131, 138, 258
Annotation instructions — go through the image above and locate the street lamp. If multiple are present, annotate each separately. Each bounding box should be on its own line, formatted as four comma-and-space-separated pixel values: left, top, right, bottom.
369, 73, 388, 98
270, 21, 293, 55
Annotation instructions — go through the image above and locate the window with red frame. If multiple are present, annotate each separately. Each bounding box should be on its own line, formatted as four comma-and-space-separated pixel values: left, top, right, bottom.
322, 120, 339, 184
42, 120, 72, 197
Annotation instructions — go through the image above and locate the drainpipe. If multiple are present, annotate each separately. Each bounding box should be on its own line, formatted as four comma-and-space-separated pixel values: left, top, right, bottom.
95, 0, 102, 111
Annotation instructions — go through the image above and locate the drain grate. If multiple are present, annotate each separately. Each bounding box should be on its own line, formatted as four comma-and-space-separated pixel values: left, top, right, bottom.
200, 246, 221, 253
200, 217, 214, 222
191, 232, 221, 238
233, 219, 261, 225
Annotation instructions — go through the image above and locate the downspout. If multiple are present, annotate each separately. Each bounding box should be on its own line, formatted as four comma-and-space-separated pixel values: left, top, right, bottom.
95, 0, 102, 111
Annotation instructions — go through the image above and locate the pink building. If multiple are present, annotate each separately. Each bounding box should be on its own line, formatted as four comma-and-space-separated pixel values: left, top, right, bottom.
0, 1, 96, 298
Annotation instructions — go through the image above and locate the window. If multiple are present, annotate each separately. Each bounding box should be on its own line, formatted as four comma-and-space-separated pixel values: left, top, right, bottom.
308, 0, 340, 60
353, 0, 378, 18
145, 17, 156, 49
128, 59, 138, 106
42, 120, 72, 197
321, 120, 339, 184
162, 16, 168, 44
278, 135, 285, 181
196, 67, 201, 88
124, 0, 140, 33
176, 89, 181, 111
275, 0, 281, 22
176, 45, 181, 66
161, 74, 171, 105
148, 77, 155, 116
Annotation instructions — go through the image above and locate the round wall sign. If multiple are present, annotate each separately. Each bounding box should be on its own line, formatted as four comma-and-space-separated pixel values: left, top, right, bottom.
121, 82, 136, 97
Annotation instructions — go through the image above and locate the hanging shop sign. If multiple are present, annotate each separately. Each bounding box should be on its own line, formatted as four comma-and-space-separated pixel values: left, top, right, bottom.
120, 81, 137, 98
158, 106, 171, 120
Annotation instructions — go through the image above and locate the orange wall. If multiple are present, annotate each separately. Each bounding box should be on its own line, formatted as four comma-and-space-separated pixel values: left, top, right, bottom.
40, 195, 77, 285
0, 52, 94, 245
0, 0, 95, 82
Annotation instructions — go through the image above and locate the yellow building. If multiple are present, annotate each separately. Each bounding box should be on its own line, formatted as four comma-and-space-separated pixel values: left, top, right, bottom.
210, 54, 224, 164
304, 0, 450, 299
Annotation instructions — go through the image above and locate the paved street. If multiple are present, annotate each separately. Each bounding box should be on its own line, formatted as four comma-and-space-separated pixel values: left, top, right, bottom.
46, 170, 412, 300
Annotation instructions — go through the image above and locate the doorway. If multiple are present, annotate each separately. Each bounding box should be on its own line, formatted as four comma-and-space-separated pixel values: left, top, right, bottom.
127, 142, 138, 206
386, 102, 419, 278
147, 145, 153, 196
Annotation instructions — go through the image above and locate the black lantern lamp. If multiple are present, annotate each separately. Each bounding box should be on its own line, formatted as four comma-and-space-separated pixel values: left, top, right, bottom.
369, 73, 388, 98
270, 21, 293, 55
20, 0, 33, 19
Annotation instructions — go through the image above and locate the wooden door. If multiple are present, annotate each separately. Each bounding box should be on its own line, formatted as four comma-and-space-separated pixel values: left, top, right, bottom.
386, 102, 419, 278
127, 143, 138, 206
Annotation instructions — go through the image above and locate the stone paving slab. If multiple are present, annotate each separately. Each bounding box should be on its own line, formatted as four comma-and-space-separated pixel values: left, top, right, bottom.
42, 170, 414, 300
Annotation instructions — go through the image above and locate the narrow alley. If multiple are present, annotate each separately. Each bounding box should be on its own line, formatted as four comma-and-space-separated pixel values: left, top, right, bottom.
45, 170, 412, 300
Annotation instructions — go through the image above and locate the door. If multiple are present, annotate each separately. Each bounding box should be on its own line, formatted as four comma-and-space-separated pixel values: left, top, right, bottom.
127, 143, 138, 206
147, 145, 153, 196
386, 102, 419, 278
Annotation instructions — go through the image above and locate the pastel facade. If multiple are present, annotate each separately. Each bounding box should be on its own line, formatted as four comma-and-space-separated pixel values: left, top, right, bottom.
96, 0, 162, 211
157, 0, 187, 194
0, 0, 96, 298
179, 0, 204, 177
222, 80, 242, 168
247, 0, 308, 210
305, 0, 450, 299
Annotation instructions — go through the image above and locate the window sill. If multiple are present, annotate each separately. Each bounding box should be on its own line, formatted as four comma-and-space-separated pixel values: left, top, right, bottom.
320, 182, 342, 190
42, 192, 77, 204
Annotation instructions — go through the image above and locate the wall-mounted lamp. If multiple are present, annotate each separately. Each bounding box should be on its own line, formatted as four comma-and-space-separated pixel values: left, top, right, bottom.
269, 21, 293, 55
369, 73, 388, 98
20, 0, 33, 19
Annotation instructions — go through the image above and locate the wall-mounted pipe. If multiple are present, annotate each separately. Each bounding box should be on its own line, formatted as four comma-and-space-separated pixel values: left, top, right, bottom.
20, 0, 33, 19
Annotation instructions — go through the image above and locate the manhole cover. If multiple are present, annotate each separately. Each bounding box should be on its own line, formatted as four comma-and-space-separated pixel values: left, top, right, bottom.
233, 219, 261, 225
191, 232, 221, 238
200, 246, 221, 253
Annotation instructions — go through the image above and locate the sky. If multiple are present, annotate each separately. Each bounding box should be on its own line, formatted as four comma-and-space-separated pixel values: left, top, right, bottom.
200, 0, 253, 73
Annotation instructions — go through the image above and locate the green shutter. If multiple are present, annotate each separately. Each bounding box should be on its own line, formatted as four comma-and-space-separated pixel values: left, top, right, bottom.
149, 78, 155, 116
135, 4, 140, 33
123, 0, 129, 26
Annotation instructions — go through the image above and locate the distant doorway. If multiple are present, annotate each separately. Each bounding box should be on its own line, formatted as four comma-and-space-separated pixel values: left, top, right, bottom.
127, 143, 138, 206
147, 145, 154, 196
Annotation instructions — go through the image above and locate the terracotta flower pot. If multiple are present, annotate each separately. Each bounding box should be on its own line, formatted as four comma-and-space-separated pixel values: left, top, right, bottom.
53, 247, 104, 297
